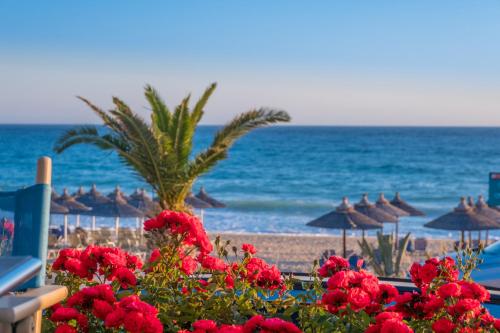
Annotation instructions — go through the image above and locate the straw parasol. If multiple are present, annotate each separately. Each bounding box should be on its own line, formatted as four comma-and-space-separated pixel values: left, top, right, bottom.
376, 193, 410, 248
91, 188, 144, 237
72, 186, 86, 199
424, 197, 500, 246
196, 186, 226, 208
354, 194, 398, 223
307, 197, 383, 258
185, 193, 212, 209
129, 188, 160, 215
55, 188, 92, 213
390, 192, 425, 216
54, 188, 91, 243
50, 200, 69, 214
108, 186, 130, 201
74, 184, 112, 230
50, 188, 68, 214
474, 195, 500, 244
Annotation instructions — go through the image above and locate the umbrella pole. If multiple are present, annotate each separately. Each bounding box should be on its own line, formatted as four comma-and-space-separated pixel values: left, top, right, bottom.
486, 230, 489, 246
461, 230, 465, 248
91, 216, 96, 231
468, 231, 472, 248
395, 220, 399, 251
76, 214, 80, 228
342, 229, 347, 258
478, 231, 481, 246
362, 229, 365, 240
63, 214, 68, 245
115, 217, 120, 239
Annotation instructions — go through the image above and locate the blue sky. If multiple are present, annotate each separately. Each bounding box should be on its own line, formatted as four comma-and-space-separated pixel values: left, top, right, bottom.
1, 1, 500, 125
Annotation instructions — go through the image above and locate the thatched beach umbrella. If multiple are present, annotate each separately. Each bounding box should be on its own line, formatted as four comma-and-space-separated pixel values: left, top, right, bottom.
54, 188, 92, 243
307, 197, 383, 258
91, 188, 144, 237
75, 184, 111, 230
185, 193, 212, 209
50, 200, 69, 214
72, 186, 86, 199
354, 194, 398, 223
196, 186, 226, 208
129, 188, 159, 214
424, 197, 499, 246
108, 186, 130, 201
376, 193, 409, 248
129, 188, 160, 231
390, 192, 425, 216
474, 195, 500, 244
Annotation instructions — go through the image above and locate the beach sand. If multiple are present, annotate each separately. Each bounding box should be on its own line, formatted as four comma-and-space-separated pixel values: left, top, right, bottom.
209, 232, 456, 273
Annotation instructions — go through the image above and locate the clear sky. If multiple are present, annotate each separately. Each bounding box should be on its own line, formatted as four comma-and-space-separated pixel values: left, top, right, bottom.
1, 1, 500, 126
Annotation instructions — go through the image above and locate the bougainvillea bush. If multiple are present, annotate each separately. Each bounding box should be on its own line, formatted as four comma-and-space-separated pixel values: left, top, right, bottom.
43, 210, 500, 333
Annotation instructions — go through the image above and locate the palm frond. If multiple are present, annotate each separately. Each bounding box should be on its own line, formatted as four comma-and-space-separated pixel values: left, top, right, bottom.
189, 108, 290, 179
144, 85, 171, 135
191, 82, 217, 124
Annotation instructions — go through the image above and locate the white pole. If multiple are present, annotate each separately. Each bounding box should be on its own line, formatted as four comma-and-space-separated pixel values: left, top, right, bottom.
115, 216, 120, 238
63, 215, 68, 244
76, 214, 80, 228
91, 216, 96, 231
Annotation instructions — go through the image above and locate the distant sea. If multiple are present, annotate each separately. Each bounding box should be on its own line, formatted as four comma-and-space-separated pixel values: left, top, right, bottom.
1, 125, 500, 239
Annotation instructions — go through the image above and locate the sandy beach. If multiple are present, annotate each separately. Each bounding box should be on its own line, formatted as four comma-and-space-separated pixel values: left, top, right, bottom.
210, 232, 456, 273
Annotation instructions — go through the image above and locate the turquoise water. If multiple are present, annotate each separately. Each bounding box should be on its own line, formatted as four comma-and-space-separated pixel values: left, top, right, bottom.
1, 125, 500, 239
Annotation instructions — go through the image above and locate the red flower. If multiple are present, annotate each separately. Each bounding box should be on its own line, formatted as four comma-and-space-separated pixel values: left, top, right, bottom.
437, 282, 461, 299
448, 299, 481, 316
149, 248, 161, 263
379, 319, 413, 333
144, 216, 166, 231
242, 243, 257, 255
105, 295, 162, 333
180, 255, 198, 275
199, 255, 228, 271
50, 307, 81, 322
259, 317, 302, 333
318, 256, 350, 277
144, 210, 213, 254
193, 319, 218, 332
376, 284, 399, 304
347, 287, 371, 311
432, 318, 456, 333
114, 266, 137, 289
54, 324, 77, 333
92, 299, 114, 320
322, 290, 348, 314
327, 270, 353, 290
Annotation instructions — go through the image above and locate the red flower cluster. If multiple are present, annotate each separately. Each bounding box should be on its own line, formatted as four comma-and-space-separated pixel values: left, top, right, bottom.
241, 257, 283, 290
322, 267, 398, 314
144, 210, 213, 254
50, 285, 163, 332
179, 315, 302, 333
242, 243, 257, 255
365, 312, 413, 333
317, 255, 350, 277
105, 295, 163, 333
409, 257, 458, 289
52, 245, 142, 288
50, 305, 89, 333
318, 255, 499, 332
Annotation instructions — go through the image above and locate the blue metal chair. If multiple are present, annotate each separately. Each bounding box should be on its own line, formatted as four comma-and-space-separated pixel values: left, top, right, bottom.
0, 157, 51, 289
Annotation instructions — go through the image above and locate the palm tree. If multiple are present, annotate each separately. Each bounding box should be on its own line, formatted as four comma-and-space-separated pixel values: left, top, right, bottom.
54, 83, 291, 212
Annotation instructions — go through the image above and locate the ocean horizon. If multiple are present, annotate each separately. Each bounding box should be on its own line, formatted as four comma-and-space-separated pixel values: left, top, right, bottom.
1, 124, 499, 240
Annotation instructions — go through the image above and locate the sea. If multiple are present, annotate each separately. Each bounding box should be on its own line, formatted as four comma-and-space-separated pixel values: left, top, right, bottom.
1, 125, 500, 240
